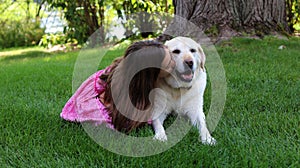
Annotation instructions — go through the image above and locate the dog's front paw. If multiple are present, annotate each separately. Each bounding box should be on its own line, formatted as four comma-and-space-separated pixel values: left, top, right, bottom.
201, 136, 216, 145
153, 132, 168, 142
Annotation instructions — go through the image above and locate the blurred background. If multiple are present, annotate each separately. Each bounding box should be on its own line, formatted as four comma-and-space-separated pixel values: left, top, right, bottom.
0, 0, 299, 50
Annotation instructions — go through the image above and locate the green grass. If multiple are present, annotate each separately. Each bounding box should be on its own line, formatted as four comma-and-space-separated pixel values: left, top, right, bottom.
1, 37, 299, 167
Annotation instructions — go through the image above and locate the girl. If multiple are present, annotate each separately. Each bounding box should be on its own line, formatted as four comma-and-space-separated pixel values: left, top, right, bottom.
61, 40, 175, 133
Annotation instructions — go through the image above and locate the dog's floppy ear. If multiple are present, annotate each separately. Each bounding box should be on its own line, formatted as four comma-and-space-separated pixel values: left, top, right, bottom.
198, 45, 206, 71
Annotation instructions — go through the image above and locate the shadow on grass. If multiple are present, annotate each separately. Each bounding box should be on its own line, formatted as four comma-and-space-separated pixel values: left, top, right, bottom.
0, 50, 53, 62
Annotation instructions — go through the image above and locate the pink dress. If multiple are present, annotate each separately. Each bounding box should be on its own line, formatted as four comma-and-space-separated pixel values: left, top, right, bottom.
60, 67, 114, 129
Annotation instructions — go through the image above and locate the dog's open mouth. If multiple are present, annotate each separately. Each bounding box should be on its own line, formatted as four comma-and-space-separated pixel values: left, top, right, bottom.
175, 69, 194, 82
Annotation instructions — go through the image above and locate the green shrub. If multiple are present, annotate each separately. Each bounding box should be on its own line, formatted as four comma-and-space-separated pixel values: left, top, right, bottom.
0, 20, 44, 49
39, 33, 79, 51
39, 33, 67, 48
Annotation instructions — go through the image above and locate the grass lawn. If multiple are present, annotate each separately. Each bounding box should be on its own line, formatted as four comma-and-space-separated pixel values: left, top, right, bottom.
1, 37, 299, 167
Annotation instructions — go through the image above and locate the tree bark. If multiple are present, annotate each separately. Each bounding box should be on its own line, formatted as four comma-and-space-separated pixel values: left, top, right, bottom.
98, 0, 105, 43
158, 0, 291, 42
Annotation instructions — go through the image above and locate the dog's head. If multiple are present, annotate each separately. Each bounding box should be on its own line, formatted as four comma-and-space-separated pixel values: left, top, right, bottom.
164, 36, 206, 89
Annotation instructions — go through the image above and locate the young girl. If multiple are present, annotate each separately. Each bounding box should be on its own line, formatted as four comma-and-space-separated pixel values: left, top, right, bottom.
61, 40, 175, 133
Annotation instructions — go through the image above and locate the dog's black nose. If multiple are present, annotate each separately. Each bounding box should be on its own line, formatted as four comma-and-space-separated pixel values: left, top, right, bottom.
185, 60, 194, 69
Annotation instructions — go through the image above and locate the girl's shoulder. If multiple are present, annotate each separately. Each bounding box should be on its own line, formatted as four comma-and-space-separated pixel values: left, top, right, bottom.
95, 66, 112, 93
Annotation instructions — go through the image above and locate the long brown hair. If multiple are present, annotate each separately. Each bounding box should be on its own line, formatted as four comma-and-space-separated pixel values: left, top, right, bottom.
100, 40, 166, 133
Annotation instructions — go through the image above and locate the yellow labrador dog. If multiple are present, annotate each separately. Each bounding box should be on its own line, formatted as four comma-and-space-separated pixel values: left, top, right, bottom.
152, 36, 216, 145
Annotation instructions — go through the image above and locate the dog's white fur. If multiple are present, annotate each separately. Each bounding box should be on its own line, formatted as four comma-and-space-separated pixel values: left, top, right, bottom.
152, 36, 216, 145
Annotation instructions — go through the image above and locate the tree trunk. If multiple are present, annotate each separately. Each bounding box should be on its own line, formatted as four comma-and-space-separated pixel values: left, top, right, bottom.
82, 0, 105, 46
158, 0, 291, 42
98, 0, 105, 43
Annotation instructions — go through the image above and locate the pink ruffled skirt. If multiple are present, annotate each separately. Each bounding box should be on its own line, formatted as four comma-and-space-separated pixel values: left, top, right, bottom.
60, 69, 114, 129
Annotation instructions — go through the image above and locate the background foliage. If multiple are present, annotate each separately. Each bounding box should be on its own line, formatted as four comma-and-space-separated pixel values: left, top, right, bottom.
46, 0, 299, 46
0, 0, 299, 49
47, 0, 174, 46
0, 0, 45, 49
287, 0, 300, 32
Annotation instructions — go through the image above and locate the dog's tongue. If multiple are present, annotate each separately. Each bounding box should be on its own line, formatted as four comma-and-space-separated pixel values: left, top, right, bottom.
182, 73, 193, 80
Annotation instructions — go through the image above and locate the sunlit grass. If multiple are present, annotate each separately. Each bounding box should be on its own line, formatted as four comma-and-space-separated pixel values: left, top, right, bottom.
1, 37, 299, 167
0, 47, 46, 57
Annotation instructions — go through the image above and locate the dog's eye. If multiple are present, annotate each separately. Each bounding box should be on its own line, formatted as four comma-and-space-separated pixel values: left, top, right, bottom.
190, 49, 196, 53
172, 49, 181, 54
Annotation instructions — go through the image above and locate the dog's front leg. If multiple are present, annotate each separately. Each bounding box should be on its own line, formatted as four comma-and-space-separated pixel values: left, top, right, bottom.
188, 111, 216, 145
152, 114, 167, 141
